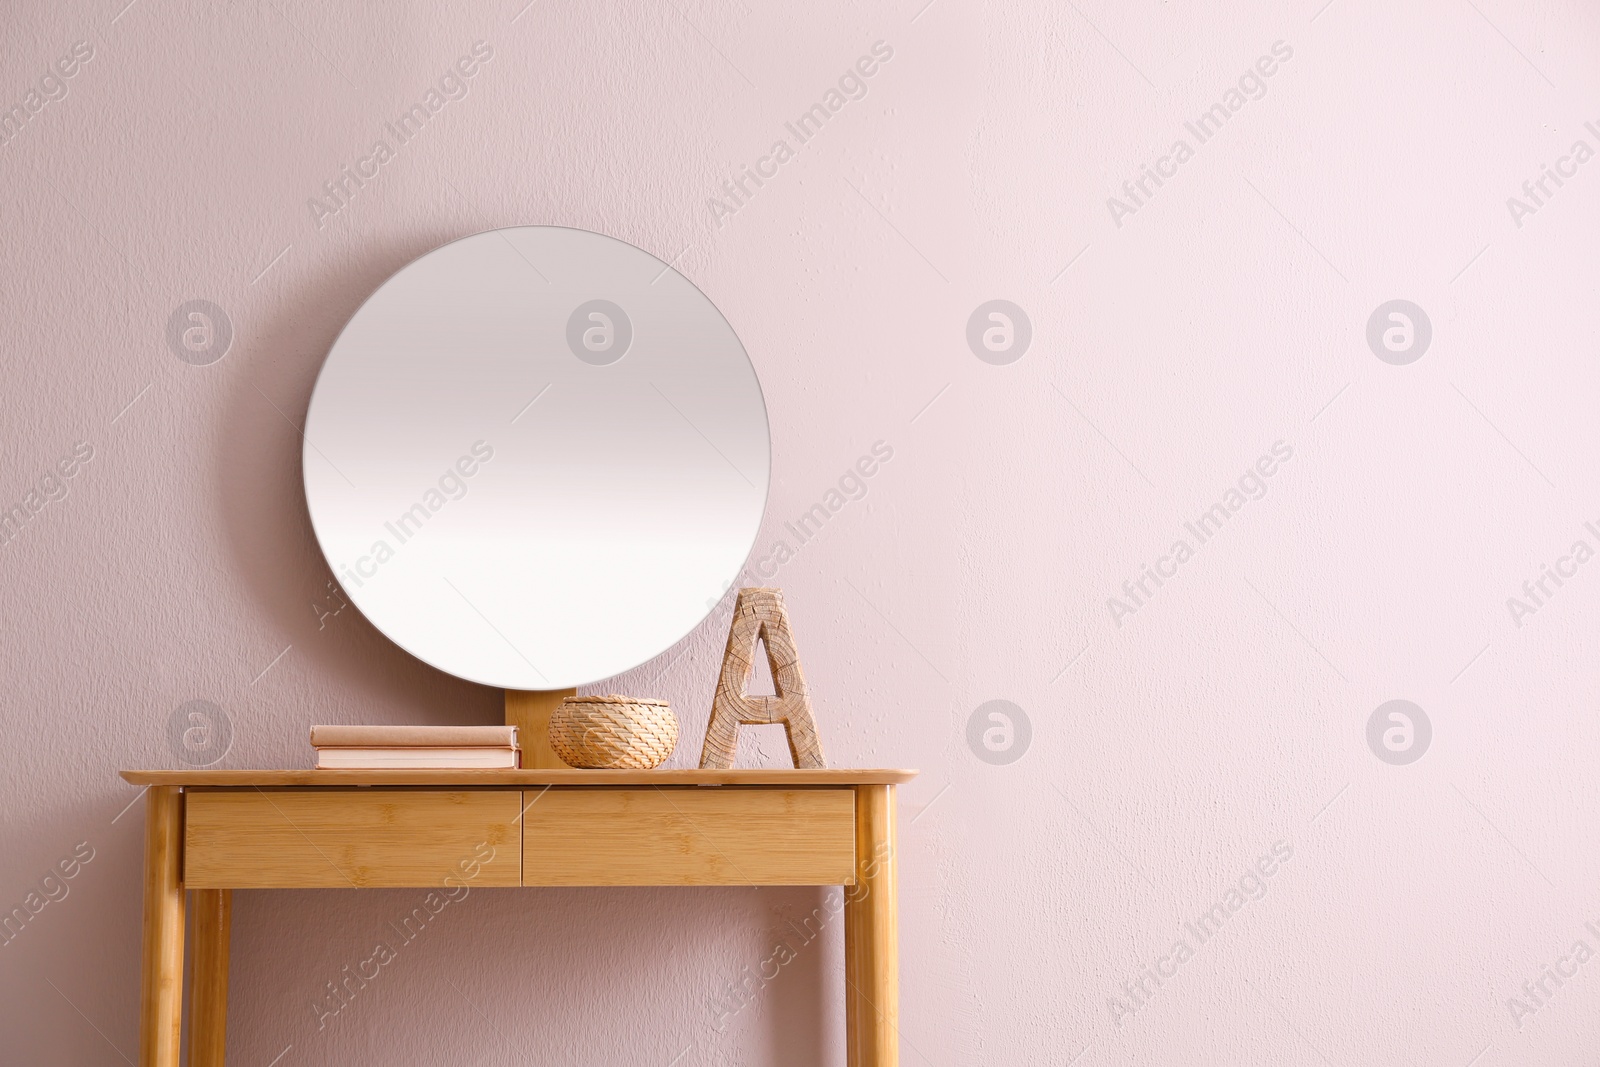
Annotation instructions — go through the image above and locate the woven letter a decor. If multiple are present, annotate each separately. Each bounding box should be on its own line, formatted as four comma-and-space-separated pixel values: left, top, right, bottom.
700, 588, 826, 769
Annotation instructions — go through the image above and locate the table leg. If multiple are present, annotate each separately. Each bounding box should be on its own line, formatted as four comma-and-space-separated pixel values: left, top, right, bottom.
189, 888, 232, 1066
844, 784, 897, 1067
139, 786, 185, 1067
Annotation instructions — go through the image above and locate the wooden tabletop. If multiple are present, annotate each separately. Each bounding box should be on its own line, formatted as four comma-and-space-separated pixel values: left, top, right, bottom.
120, 768, 918, 787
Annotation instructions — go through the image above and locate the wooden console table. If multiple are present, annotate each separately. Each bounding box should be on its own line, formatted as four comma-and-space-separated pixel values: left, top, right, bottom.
119, 768, 915, 1067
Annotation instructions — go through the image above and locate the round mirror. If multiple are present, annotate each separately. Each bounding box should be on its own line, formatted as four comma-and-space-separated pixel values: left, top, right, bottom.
302, 226, 770, 690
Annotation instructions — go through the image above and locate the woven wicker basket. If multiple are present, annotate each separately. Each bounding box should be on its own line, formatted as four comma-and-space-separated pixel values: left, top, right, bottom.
548, 695, 679, 769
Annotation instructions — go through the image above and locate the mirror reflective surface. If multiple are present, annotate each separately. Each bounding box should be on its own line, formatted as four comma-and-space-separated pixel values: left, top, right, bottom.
303, 226, 770, 689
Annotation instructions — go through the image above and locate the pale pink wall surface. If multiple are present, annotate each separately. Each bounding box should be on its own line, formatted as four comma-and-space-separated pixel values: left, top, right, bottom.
3, 0, 1599, 1063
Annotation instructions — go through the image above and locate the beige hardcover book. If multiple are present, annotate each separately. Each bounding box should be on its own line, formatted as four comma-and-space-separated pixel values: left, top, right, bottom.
314, 747, 520, 769
308, 724, 518, 748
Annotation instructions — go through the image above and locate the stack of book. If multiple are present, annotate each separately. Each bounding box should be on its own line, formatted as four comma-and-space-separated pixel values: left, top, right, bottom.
309, 725, 520, 769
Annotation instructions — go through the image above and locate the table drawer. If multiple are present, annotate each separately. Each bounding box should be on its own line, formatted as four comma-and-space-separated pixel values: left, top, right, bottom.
184, 790, 522, 888
520, 787, 856, 886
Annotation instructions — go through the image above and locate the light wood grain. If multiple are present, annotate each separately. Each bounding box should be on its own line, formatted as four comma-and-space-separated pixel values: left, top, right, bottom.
845, 784, 898, 1067
505, 687, 576, 768
120, 768, 916, 786
185, 790, 521, 888
188, 889, 230, 1067
701, 587, 827, 769
138, 786, 184, 1067
521, 787, 856, 885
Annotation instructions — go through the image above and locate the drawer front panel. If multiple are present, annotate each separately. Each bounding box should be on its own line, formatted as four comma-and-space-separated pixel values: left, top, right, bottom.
185, 790, 522, 888
521, 787, 856, 886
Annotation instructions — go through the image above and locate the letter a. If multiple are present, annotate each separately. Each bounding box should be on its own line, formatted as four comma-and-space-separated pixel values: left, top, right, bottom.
1507, 197, 1537, 229
1507, 996, 1536, 1029
700, 588, 826, 768
708, 197, 737, 228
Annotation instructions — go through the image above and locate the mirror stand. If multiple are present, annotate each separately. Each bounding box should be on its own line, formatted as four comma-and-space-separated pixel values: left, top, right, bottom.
504, 688, 576, 769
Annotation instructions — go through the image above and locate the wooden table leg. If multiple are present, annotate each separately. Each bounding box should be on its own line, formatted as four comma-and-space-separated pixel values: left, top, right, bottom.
189, 888, 232, 1066
139, 786, 185, 1067
844, 784, 898, 1067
